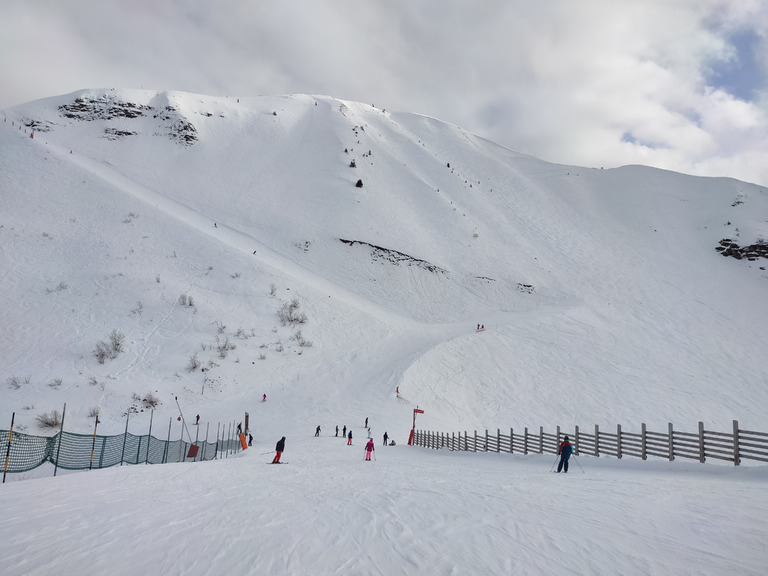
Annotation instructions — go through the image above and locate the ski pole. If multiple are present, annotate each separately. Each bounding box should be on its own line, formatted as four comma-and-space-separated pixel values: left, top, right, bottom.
549, 454, 559, 472
573, 454, 585, 474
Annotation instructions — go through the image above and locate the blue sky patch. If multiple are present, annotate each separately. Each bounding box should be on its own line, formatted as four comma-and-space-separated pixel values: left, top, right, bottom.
707, 28, 764, 102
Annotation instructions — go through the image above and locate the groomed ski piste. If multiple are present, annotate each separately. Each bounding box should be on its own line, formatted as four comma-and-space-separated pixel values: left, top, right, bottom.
1, 89, 767, 575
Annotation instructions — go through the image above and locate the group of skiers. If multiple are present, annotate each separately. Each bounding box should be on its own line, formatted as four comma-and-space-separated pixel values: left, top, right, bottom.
271, 418, 395, 463
269, 416, 576, 472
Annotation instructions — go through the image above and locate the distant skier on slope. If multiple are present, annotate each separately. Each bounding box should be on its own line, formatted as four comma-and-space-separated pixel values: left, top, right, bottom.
272, 436, 286, 463
557, 436, 573, 473
347, 430, 353, 445
365, 438, 375, 461
315, 425, 321, 437
383, 432, 389, 446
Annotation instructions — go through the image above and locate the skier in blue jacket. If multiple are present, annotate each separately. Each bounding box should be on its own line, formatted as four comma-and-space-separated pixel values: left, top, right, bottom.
557, 436, 573, 473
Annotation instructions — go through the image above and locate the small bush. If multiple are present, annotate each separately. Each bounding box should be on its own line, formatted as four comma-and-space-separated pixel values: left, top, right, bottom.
88, 407, 100, 418
49, 378, 63, 388
36, 410, 62, 429
94, 330, 125, 363
278, 298, 307, 326
217, 336, 236, 359
7, 375, 31, 389
188, 353, 200, 372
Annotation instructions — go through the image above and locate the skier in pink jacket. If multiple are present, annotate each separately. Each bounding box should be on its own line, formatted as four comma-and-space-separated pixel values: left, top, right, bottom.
365, 438, 375, 461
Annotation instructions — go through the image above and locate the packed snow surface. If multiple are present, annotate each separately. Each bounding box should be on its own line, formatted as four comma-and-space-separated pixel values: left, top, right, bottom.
1, 89, 767, 574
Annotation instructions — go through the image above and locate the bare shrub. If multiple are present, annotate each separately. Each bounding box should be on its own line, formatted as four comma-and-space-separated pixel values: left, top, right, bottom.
7, 375, 31, 389
94, 330, 125, 363
36, 410, 62, 429
88, 407, 100, 418
48, 378, 63, 388
269, 283, 277, 296
215, 320, 226, 333
188, 353, 200, 372
109, 330, 125, 355
292, 330, 313, 348
259, 353, 266, 360
278, 298, 307, 326
216, 336, 236, 358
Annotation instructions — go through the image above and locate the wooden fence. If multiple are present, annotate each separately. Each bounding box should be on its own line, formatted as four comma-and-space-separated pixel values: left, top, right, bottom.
413, 421, 768, 466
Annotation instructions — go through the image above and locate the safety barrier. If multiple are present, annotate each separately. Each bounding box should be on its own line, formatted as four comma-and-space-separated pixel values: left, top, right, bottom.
413, 420, 768, 466
2, 412, 247, 480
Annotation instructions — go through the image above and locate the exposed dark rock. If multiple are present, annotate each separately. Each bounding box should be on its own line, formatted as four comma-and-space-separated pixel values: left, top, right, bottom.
717, 239, 768, 260
339, 238, 448, 274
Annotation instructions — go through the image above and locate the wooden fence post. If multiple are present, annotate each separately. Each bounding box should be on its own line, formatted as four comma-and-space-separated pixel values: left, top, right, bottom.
556, 425, 561, 447
539, 426, 544, 454
574, 425, 580, 455
617, 424, 622, 459
497, 428, 501, 452
698, 421, 706, 463
641, 423, 647, 460
733, 420, 740, 466
464, 431, 468, 451
668, 422, 674, 461
524, 427, 528, 454
510, 428, 514, 454
594, 424, 600, 457
474, 430, 478, 452
485, 429, 489, 452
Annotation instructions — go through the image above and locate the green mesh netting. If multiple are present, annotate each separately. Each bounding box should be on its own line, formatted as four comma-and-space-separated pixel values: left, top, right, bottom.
1, 429, 243, 474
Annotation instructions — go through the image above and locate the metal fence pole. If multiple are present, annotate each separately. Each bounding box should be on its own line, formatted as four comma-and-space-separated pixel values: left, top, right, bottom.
145, 410, 154, 464
617, 424, 622, 459
88, 414, 100, 471
733, 420, 740, 466
193, 420, 200, 462
163, 417, 172, 464
698, 421, 706, 463
2, 413, 15, 484
53, 403, 67, 477
120, 412, 130, 466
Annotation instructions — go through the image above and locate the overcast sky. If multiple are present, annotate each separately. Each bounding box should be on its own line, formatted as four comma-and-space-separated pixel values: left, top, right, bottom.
2, 0, 767, 185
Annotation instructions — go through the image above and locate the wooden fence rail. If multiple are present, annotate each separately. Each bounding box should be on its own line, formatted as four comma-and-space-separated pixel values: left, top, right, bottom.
413, 421, 768, 466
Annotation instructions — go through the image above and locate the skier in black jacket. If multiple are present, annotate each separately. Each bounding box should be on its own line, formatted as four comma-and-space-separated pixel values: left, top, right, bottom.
272, 436, 286, 463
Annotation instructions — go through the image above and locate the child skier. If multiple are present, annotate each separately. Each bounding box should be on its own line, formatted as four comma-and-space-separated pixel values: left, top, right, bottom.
365, 438, 375, 461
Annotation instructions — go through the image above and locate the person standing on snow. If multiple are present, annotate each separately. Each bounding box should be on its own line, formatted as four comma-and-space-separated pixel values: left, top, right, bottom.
347, 430, 353, 445
365, 417, 368, 428
343, 425, 347, 438
365, 438, 375, 461
335, 425, 339, 437
272, 436, 286, 463
383, 432, 389, 446
315, 425, 321, 437
557, 435, 573, 473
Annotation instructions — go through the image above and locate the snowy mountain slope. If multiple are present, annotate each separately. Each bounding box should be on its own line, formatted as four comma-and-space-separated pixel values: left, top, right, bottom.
2, 88, 768, 576
1, 88, 767, 440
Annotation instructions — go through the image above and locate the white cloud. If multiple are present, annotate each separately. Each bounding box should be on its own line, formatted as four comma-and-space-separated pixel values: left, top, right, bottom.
1, 0, 767, 184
